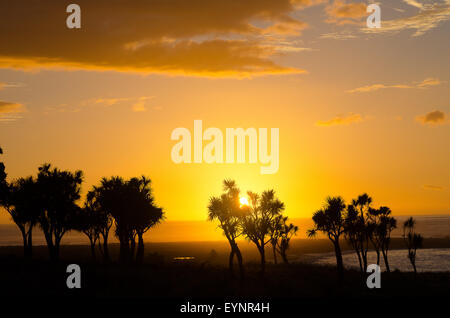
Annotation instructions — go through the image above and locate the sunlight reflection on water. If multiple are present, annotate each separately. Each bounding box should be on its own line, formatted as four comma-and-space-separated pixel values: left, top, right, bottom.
310, 248, 450, 272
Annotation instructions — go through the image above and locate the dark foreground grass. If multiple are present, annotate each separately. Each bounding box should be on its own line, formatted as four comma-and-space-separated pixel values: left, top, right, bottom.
0, 242, 449, 314
1, 254, 448, 301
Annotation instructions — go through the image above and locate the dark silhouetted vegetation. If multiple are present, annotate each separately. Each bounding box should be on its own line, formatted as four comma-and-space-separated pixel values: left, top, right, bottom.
0, 147, 6, 201
0, 145, 438, 304
368, 206, 397, 272
208, 180, 298, 276
4, 177, 41, 258
36, 163, 83, 261
89, 176, 164, 264
242, 189, 285, 273
403, 217, 423, 274
349, 193, 372, 272
82, 186, 114, 262
271, 215, 298, 264
308, 196, 346, 280
0, 146, 165, 265
207, 179, 246, 278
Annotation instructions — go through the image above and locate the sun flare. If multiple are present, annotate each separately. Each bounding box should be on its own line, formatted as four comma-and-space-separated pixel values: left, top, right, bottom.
239, 196, 249, 206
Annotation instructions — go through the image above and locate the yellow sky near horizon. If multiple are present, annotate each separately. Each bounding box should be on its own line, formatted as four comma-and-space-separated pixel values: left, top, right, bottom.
0, 0, 449, 226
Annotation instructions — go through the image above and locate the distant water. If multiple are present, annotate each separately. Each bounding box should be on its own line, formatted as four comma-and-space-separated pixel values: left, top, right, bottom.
0, 225, 92, 246
0, 214, 449, 246
309, 248, 450, 272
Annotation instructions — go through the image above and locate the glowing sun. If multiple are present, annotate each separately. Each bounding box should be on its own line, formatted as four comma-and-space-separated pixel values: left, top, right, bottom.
239, 196, 249, 206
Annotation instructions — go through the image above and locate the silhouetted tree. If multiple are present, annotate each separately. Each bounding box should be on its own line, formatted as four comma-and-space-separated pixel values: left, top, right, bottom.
367, 207, 384, 265
368, 206, 396, 271
344, 204, 364, 272
379, 213, 396, 272
36, 164, 83, 261
242, 189, 285, 273
0, 147, 8, 209
272, 216, 298, 264
270, 214, 284, 264
83, 186, 114, 262
403, 217, 423, 274
208, 179, 245, 278
308, 196, 346, 280
95, 177, 132, 263
4, 177, 42, 258
93, 176, 164, 264
74, 204, 103, 261
348, 193, 372, 271
128, 176, 164, 264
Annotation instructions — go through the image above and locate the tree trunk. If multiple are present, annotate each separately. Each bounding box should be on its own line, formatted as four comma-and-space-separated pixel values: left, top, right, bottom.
234, 244, 244, 279
333, 239, 344, 282
361, 248, 368, 272
355, 249, 363, 273
272, 243, 278, 264
228, 248, 235, 275
281, 249, 289, 264
89, 236, 96, 261
410, 251, 417, 274
136, 232, 145, 264
119, 232, 130, 264
258, 245, 266, 274
43, 231, 57, 262
102, 232, 110, 263
26, 228, 33, 259
53, 235, 62, 262
129, 236, 136, 263
20, 230, 28, 258
382, 248, 390, 273
375, 249, 380, 265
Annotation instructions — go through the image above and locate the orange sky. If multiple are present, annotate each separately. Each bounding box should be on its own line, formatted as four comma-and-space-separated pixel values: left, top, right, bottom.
0, 0, 449, 225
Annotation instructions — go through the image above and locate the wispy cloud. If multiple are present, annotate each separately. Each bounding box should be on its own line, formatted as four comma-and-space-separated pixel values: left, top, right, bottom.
0, 101, 25, 122
316, 113, 366, 126
0, 82, 26, 90
347, 77, 443, 93
325, 0, 367, 25
416, 110, 447, 125
320, 31, 358, 39
51, 96, 156, 113
91, 98, 133, 107
416, 77, 442, 87
131, 97, 153, 112
347, 84, 412, 93
403, 0, 425, 9
364, 0, 450, 37
423, 184, 444, 191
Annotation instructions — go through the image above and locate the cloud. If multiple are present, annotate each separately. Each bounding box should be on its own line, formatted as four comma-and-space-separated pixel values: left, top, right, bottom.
92, 98, 132, 107
0, 82, 25, 90
325, 0, 367, 25
0, 101, 25, 122
363, 1, 450, 37
416, 110, 447, 125
347, 84, 412, 93
0, 0, 315, 77
416, 77, 442, 87
423, 184, 444, 191
347, 77, 443, 93
320, 32, 358, 39
316, 113, 365, 126
60, 96, 155, 112
132, 97, 153, 112
403, 0, 425, 9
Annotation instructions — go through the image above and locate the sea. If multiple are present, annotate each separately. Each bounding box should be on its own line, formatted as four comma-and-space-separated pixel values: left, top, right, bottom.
0, 214, 449, 246
0, 214, 449, 272
308, 248, 450, 272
